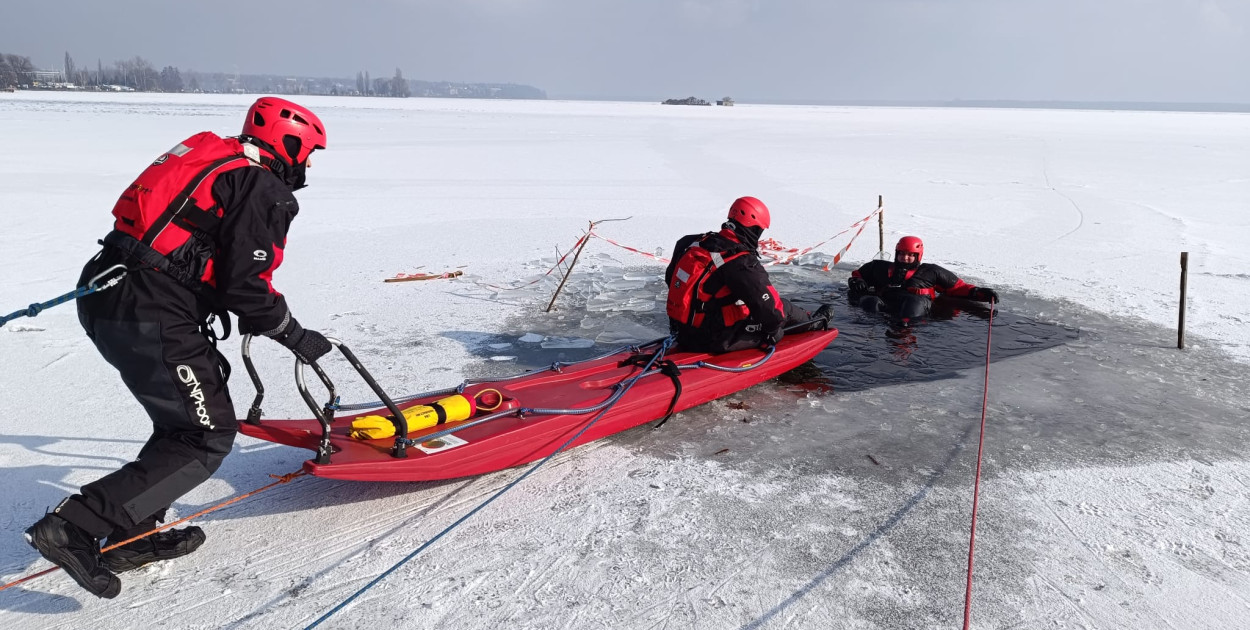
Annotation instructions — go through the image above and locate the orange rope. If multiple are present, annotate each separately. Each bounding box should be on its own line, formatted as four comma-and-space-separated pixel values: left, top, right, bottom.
0, 469, 307, 593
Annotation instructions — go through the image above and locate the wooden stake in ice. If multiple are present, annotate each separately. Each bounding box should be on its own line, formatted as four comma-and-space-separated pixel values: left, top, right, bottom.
1178, 251, 1188, 349
545, 217, 633, 313
546, 222, 593, 313
877, 194, 885, 256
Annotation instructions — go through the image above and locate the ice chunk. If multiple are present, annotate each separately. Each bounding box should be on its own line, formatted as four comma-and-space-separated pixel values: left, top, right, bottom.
488, 343, 513, 349
595, 321, 665, 345
489, 356, 516, 362
540, 336, 596, 349
585, 289, 662, 313
586, 292, 629, 312
518, 333, 545, 343
6, 325, 46, 333
607, 278, 647, 291
618, 299, 656, 312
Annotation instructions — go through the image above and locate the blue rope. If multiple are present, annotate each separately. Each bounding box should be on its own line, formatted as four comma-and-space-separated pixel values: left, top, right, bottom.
1, 285, 96, 328
0, 266, 127, 329
305, 336, 676, 629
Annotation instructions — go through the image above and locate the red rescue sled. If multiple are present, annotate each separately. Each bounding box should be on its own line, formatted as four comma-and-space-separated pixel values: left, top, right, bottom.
238, 329, 837, 482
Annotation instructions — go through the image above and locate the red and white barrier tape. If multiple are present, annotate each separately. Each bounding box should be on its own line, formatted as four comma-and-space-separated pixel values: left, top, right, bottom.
770, 207, 881, 267
589, 207, 882, 271
464, 207, 881, 291
588, 231, 671, 263
822, 208, 880, 271
758, 238, 801, 265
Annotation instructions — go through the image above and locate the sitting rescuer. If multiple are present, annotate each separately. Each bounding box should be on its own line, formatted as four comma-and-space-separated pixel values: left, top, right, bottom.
665, 196, 833, 354
24, 97, 334, 599
848, 236, 1000, 320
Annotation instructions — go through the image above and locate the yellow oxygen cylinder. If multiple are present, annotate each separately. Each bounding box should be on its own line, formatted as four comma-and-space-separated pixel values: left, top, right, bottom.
349, 393, 477, 440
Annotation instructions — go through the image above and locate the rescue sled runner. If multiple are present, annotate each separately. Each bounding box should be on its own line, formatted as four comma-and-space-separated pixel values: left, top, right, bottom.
238, 328, 838, 482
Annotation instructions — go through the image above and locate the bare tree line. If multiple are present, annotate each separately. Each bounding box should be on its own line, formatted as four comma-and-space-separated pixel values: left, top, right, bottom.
2, 51, 190, 92
0, 53, 36, 89
2, 51, 545, 100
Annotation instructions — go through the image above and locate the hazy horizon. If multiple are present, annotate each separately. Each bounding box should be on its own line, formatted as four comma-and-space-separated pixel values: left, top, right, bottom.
3, 1, 1248, 104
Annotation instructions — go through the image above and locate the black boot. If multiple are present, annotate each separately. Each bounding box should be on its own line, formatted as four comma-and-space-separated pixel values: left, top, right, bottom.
812, 304, 835, 328
102, 526, 206, 573
25, 513, 121, 599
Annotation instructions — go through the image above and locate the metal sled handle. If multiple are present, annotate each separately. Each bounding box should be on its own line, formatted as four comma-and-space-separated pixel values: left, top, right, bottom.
294, 338, 411, 460
240, 334, 411, 463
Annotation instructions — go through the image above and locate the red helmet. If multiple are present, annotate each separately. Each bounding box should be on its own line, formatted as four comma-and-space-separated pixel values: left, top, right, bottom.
241, 97, 327, 167
727, 196, 771, 230
895, 236, 924, 267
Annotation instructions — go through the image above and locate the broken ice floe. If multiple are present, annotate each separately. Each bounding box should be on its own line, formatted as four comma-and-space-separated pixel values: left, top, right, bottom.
540, 337, 596, 349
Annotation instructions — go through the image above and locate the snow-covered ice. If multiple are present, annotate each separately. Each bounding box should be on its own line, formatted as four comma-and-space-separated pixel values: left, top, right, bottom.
1, 92, 1249, 629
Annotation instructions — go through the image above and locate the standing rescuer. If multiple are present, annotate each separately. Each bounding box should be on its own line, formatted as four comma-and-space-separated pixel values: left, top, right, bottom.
25, 97, 334, 599
666, 196, 833, 353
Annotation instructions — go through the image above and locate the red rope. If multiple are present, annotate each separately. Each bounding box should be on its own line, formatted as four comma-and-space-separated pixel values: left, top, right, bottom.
962, 304, 995, 629
0, 470, 306, 593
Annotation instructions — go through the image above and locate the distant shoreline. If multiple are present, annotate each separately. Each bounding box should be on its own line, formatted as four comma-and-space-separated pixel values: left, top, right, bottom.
556, 95, 1250, 114
5, 89, 1248, 115
789, 99, 1250, 114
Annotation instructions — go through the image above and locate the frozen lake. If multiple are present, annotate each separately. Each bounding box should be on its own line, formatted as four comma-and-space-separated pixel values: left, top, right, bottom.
1, 92, 1248, 628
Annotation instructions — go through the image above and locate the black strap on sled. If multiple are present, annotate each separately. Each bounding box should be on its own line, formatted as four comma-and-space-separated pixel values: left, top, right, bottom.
620, 353, 684, 428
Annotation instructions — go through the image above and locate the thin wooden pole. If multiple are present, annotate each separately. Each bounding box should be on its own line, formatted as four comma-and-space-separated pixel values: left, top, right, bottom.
546, 222, 592, 313
877, 195, 885, 256
1178, 252, 1188, 349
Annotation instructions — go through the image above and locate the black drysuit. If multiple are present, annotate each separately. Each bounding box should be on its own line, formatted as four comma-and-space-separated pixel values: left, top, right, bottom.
849, 260, 984, 320
59, 162, 302, 542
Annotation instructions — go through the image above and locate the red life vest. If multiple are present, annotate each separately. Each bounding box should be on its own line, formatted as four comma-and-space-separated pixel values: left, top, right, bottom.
889, 267, 938, 299
666, 237, 752, 329
106, 132, 259, 287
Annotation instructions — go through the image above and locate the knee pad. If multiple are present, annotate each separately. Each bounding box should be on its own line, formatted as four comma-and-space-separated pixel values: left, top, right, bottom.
202, 430, 238, 475
895, 295, 932, 320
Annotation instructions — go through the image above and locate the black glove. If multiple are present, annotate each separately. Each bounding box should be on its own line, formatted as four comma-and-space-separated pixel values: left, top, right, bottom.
973, 287, 1000, 304
847, 277, 868, 296
274, 320, 333, 363
763, 324, 785, 346
812, 304, 835, 329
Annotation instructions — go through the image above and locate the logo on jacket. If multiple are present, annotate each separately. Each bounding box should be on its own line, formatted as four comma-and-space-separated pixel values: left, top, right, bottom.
153, 142, 193, 166
253, 249, 268, 261
176, 365, 215, 429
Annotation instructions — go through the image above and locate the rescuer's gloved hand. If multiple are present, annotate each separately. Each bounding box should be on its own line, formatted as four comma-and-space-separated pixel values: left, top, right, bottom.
274, 320, 333, 363
847, 277, 868, 297
763, 324, 785, 346
973, 287, 1000, 304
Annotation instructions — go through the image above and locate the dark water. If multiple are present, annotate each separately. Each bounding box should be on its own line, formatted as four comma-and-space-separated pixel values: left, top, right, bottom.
445, 264, 1077, 397
440, 262, 1250, 473
790, 292, 1077, 394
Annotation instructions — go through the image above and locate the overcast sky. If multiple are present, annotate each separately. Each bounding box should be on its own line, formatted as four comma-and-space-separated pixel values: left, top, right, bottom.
3, 0, 1247, 103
